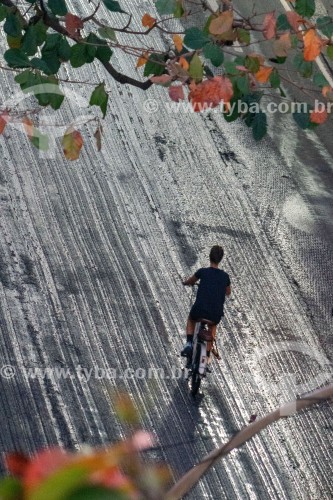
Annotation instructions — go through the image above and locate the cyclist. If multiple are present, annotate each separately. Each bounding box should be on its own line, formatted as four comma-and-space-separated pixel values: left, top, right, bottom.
181, 245, 231, 358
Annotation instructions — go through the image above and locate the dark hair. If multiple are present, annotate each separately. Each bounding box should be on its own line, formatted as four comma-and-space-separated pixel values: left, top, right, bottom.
209, 245, 224, 264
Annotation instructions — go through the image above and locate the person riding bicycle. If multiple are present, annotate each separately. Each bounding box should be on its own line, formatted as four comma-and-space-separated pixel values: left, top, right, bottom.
181, 245, 231, 358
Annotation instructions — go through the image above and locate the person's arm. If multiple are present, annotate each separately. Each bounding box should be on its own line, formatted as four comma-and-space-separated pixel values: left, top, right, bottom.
183, 275, 198, 286
226, 274, 231, 296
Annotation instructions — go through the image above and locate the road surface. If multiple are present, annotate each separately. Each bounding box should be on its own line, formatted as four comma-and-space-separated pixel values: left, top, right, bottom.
0, 1, 332, 498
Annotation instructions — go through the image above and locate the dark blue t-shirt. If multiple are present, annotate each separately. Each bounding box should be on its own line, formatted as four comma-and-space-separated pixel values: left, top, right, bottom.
190, 267, 231, 324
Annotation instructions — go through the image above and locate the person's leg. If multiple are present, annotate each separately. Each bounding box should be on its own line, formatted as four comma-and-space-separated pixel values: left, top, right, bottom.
181, 315, 197, 356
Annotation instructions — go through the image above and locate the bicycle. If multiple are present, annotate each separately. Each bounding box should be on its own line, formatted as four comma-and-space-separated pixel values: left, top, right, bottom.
187, 319, 215, 396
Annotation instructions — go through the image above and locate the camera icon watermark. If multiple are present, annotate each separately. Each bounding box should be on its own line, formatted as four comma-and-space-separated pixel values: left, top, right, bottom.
1, 83, 97, 159
246, 341, 332, 416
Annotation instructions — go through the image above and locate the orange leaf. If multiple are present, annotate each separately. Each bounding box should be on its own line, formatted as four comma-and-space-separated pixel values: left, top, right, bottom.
263, 12, 276, 40
142, 13, 156, 28
322, 86, 333, 99
0, 112, 9, 134
209, 11, 234, 35
136, 51, 149, 68
173, 34, 183, 52
273, 33, 292, 57
179, 56, 189, 70
22, 117, 33, 138
62, 128, 83, 161
65, 13, 83, 37
310, 108, 328, 124
189, 76, 233, 112
255, 66, 273, 83
303, 29, 323, 61
169, 85, 185, 102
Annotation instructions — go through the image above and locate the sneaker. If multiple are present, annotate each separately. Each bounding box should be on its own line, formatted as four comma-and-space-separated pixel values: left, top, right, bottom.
181, 341, 193, 357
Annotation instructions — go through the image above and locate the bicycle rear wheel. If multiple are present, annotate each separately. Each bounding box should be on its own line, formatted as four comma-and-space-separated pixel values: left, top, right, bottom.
191, 345, 202, 396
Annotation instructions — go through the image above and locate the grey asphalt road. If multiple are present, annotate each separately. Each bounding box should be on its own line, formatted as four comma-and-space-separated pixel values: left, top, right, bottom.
0, 1, 332, 499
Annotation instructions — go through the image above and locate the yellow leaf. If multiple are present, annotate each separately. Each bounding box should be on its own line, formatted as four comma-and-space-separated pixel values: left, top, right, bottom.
62, 128, 83, 161
173, 34, 183, 52
255, 66, 273, 83
303, 29, 323, 61
142, 13, 156, 28
209, 11, 234, 35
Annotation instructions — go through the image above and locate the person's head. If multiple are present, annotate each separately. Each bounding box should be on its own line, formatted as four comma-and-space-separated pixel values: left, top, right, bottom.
209, 245, 224, 265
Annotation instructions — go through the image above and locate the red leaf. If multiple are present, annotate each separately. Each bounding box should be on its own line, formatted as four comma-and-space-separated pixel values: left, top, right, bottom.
286, 11, 303, 32
62, 127, 83, 160
310, 108, 328, 124
189, 76, 233, 112
65, 13, 84, 37
5, 452, 30, 477
209, 11, 234, 35
169, 85, 185, 102
0, 112, 9, 134
150, 74, 172, 84
23, 447, 71, 491
263, 12, 276, 40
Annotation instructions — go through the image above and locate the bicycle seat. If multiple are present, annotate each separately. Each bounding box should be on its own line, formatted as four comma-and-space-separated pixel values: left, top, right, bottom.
198, 318, 215, 326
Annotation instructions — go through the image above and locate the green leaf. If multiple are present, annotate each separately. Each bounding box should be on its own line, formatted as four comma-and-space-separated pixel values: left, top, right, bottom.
96, 43, 113, 63
327, 45, 333, 60
269, 69, 281, 88
184, 27, 210, 49
236, 75, 250, 94
48, 0, 68, 16
203, 43, 224, 66
28, 465, 89, 500
102, 0, 126, 13
43, 33, 62, 51
155, 0, 177, 15
252, 111, 267, 140
224, 61, 240, 76
30, 129, 49, 150
245, 55, 260, 73
21, 26, 38, 56
295, 0, 315, 17
276, 14, 291, 31
313, 72, 328, 87
66, 486, 128, 500
40, 49, 61, 74
30, 57, 52, 74
189, 53, 203, 82
143, 53, 165, 76
174, 1, 184, 18
70, 37, 97, 68
4, 14, 22, 38
317, 16, 333, 37
293, 110, 311, 129
4, 48, 30, 68
236, 28, 250, 45
0, 5, 8, 22
58, 37, 71, 61
90, 83, 109, 118
7, 35, 22, 49
224, 98, 240, 122
98, 27, 117, 41
0, 477, 23, 500
293, 53, 313, 78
